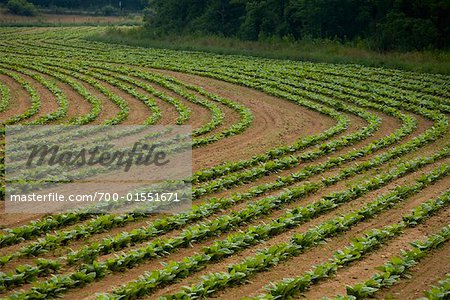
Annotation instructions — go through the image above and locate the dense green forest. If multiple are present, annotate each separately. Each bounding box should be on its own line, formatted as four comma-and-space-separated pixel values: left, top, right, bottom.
2, 0, 449, 51
144, 0, 450, 51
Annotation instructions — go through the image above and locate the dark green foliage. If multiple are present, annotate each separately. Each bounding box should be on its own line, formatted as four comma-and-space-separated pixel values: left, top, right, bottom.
144, 0, 450, 51
374, 11, 439, 51
144, 0, 244, 36
6, 0, 37, 16
100, 5, 118, 16
1, 0, 147, 10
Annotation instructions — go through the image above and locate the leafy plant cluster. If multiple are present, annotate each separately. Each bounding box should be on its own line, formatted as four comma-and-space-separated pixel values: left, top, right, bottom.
0, 107, 425, 272
0, 68, 40, 128
6, 0, 37, 16
0, 63, 68, 124
4, 154, 447, 299
2, 79, 446, 288
93, 67, 191, 126
118, 161, 450, 300
250, 190, 450, 299
0, 98, 424, 269
0, 80, 10, 113
0, 211, 94, 247
0, 28, 444, 241
341, 224, 450, 299
419, 273, 450, 300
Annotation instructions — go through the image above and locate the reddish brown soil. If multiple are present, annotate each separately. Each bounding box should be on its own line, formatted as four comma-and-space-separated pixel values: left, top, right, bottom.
0, 73, 34, 121
0, 63, 448, 300
375, 242, 450, 299
157, 69, 336, 171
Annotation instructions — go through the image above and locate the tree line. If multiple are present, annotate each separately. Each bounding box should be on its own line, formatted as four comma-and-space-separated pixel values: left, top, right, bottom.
1, 0, 147, 10
144, 0, 450, 51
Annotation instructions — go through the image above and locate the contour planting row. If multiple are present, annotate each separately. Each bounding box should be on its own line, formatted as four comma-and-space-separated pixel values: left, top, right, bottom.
418, 273, 450, 300
0, 27, 449, 300
3, 145, 448, 297
0, 57, 257, 203
0, 51, 442, 253
0, 80, 10, 113
0, 56, 256, 203
0, 24, 446, 268
1, 55, 254, 142
0, 78, 392, 257
0, 68, 40, 128
5, 31, 434, 186
0, 61, 442, 213
335, 224, 450, 300
0, 64, 69, 125
0, 51, 440, 180
0, 32, 446, 195
248, 190, 450, 299
0, 61, 348, 242
152, 164, 450, 299
1, 58, 130, 125
3, 28, 449, 101
0, 110, 420, 268
30, 33, 450, 99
